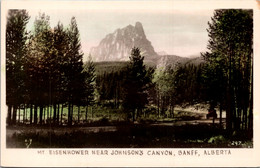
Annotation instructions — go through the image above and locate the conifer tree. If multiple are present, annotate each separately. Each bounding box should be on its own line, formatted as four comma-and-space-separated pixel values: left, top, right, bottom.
82, 55, 96, 121
53, 22, 70, 125
6, 9, 30, 125
65, 17, 84, 125
123, 47, 152, 121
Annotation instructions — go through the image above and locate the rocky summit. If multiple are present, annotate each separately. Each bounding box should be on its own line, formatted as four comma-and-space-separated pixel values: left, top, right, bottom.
90, 22, 158, 62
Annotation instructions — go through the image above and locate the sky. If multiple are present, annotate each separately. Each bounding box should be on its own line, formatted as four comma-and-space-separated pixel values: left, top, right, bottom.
24, 3, 214, 61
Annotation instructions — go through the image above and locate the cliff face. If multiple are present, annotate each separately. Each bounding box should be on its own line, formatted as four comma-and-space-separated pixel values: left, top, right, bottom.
90, 22, 158, 61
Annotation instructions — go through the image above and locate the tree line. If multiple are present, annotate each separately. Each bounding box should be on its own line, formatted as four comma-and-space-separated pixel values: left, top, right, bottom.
6, 10, 95, 126
202, 9, 253, 134
6, 9, 253, 137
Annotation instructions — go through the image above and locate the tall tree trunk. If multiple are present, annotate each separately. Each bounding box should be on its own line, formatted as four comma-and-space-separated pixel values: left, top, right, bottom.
57, 104, 60, 125
12, 106, 17, 125
219, 103, 222, 127
236, 107, 241, 130
61, 104, 64, 125
23, 104, 26, 124
78, 105, 80, 124
68, 103, 71, 126
43, 107, 46, 124
30, 104, 33, 124
70, 104, 74, 126
50, 105, 52, 124
226, 78, 234, 132
7, 105, 12, 125
18, 106, 21, 123
242, 108, 245, 130
226, 48, 233, 133
47, 105, 49, 123
34, 105, 37, 124
53, 103, 56, 125
39, 106, 43, 125
226, 94, 231, 130
243, 107, 247, 130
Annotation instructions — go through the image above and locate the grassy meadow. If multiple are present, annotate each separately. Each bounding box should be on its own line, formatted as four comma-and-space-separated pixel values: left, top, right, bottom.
6, 104, 252, 148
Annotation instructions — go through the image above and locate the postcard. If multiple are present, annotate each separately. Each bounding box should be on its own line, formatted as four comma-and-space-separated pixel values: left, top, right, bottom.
1, 0, 260, 167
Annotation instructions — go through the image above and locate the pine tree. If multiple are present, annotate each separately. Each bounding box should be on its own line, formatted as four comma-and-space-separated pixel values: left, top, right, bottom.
122, 47, 152, 121
53, 22, 70, 125
65, 17, 84, 126
82, 55, 96, 121
6, 9, 30, 125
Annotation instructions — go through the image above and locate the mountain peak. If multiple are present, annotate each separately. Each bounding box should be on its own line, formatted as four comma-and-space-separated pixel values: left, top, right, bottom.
135, 22, 143, 30
135, 21, 145, 37
90, 22, 157, 62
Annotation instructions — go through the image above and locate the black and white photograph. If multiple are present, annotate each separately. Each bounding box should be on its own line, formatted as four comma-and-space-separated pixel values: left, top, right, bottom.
1, 0, 260, 167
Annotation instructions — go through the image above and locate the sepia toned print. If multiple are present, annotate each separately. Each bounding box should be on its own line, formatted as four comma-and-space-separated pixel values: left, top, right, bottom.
5, 8, 253, 148
1, 0, 260, 167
